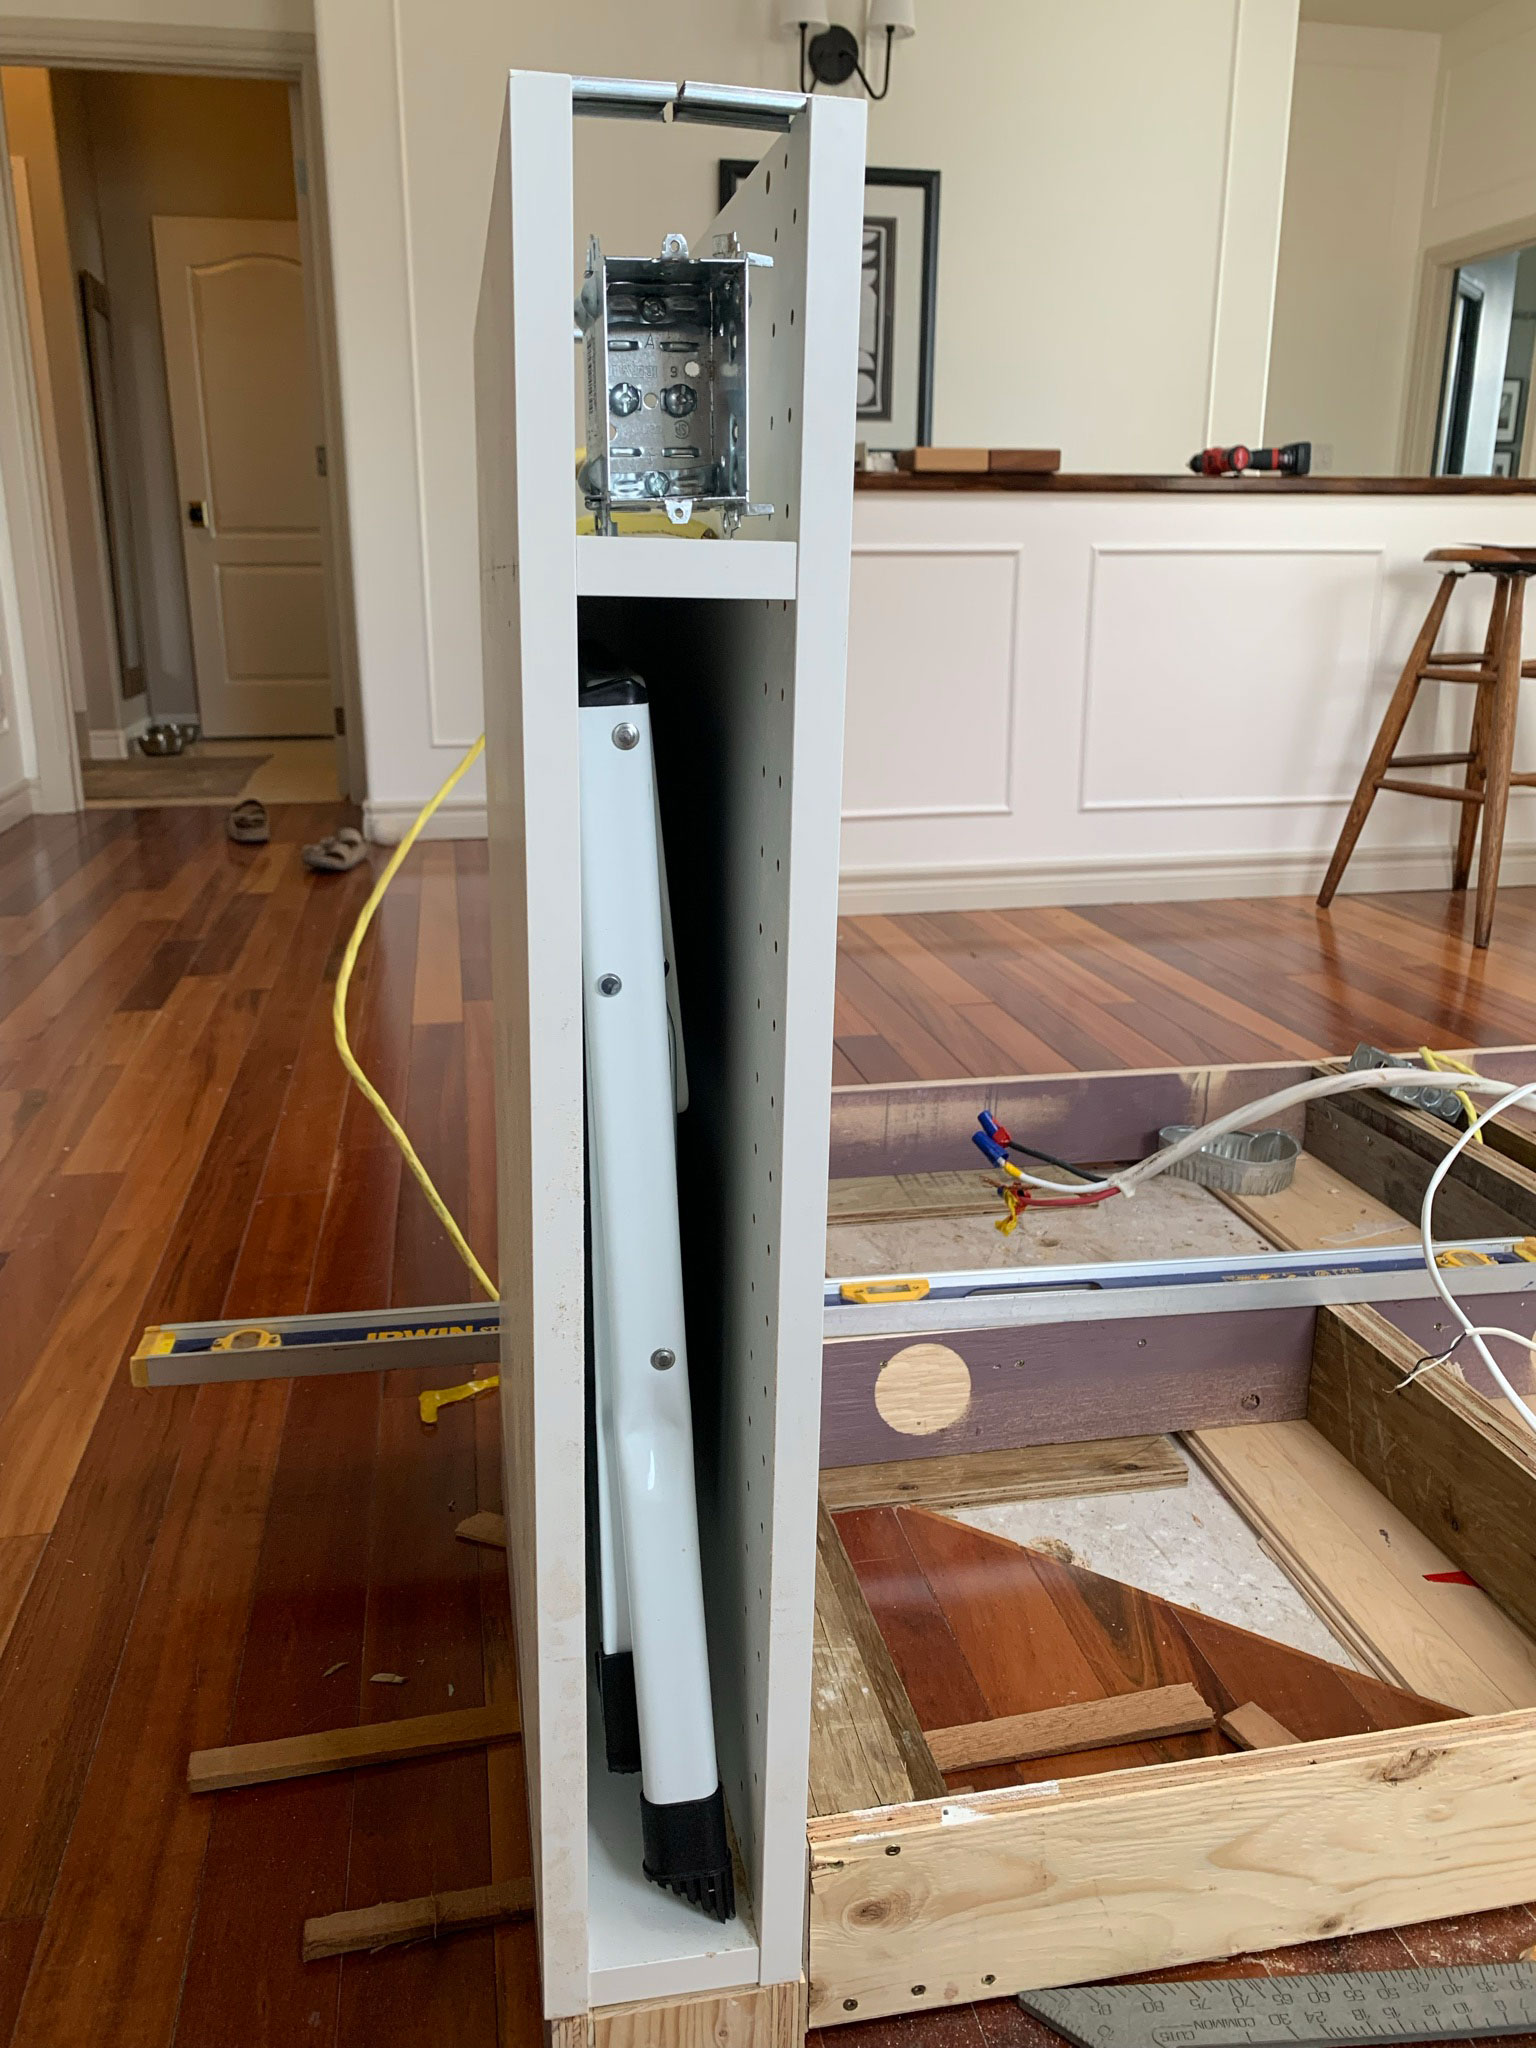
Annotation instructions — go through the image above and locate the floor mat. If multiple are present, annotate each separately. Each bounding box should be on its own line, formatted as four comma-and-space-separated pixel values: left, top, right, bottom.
81, 751, 272, 800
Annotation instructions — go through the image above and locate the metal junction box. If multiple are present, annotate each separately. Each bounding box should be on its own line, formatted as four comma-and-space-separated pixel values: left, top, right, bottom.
577, 232, 771, 532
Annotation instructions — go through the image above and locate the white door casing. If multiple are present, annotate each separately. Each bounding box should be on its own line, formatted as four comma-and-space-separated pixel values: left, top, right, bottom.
152, 214, 330, 737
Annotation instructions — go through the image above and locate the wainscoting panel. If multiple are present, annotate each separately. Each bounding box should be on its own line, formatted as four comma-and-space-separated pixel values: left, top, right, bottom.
843, 544, 1019, 820
1079, 544, 1384, 811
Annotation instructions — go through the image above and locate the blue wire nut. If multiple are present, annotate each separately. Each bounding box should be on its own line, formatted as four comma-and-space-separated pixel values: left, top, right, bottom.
972, 1120, 1010, 1169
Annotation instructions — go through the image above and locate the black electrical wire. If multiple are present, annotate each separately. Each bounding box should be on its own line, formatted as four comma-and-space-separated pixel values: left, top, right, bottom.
1005, 1138, 1103, 1184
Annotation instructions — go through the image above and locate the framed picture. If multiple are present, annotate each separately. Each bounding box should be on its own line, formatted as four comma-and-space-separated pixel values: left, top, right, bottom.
718, 160, 938, 446
1493, 448, 1515, 477
1498, 377, 1522, 441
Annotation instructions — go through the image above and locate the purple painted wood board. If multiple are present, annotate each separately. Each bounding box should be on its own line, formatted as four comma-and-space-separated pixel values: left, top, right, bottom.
818, 1305, 1316, 1465
828, 1063, 1311, 1180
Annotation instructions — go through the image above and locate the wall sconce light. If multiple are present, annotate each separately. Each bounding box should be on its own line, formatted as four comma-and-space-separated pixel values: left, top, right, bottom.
778, 0, 916, 101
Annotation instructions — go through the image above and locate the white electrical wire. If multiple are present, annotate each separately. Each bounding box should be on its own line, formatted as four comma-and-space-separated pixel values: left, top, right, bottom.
1417, 1076, 1536, 1435
1110, 1066, 1521, 1195
995, 1061, 1536, 1438
1002, 1066, 1516, 1199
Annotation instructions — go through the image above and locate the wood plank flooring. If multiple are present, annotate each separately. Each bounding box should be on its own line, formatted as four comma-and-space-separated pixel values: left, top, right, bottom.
3, 804, 1536, 2046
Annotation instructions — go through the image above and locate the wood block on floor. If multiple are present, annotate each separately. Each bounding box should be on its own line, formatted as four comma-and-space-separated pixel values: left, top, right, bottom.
1221, 1701, 1300, 1749
928, 1682, 1214, 1772
188, 1701, 520, 1793
302, 1875, 533, 1960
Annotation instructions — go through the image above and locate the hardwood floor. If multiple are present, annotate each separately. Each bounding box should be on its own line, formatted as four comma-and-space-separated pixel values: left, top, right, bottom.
2, 802, 1536, 2047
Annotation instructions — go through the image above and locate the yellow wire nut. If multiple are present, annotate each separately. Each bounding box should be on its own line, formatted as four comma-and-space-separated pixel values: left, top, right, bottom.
332, 734, 500, 1303
1420, 1046, 1483, 1145
418, 1375, 501, 1426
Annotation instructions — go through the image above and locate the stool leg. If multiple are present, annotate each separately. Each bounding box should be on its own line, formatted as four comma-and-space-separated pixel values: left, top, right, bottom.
1473, 575, 1525, 949
1453, 578, 1506, 891
1318, 572, 1458, 908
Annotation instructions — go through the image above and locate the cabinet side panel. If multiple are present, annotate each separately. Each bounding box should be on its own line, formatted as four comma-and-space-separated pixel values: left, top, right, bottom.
476, 72, 588, 2020
700, 95, 868, 1984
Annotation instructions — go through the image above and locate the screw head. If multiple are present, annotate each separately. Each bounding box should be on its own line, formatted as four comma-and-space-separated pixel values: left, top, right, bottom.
611, 722, 640, 750
650, 1348, 676, 1371
662, 382, 697, 418
608, 381, 641, 417
597, 974, 622, 996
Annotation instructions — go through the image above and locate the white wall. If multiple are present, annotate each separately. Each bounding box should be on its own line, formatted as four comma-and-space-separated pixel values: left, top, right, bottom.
3, 69, 117, 737
1265, 23, 1437, 474
310, 0, 1298, 833
839, 487, 1536, 910
1421, 0, 1536, 251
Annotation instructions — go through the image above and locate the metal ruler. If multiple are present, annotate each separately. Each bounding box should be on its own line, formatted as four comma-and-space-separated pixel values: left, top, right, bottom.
1018, 1964, 1536, 2046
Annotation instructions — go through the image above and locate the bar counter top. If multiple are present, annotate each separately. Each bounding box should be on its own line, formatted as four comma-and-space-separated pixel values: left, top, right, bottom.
854, 469, 1536, 495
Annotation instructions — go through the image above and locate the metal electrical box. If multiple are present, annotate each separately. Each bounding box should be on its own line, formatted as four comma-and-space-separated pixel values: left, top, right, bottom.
577, 232, 771, 532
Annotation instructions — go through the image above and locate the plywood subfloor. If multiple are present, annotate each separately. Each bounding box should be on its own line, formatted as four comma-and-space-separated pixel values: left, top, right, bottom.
954, 1441, 1362, 1669
827, 1170, 1271, 1278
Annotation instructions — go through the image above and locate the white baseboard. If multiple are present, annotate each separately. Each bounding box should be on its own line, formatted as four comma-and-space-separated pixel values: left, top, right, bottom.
836, 839, 1536, 915
0, 777, 36, 833
86, 715, 152, 762
363, 796, 488, 844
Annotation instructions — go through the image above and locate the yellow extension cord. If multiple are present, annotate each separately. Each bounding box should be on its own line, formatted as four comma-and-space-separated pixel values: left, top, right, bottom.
332, 733, 501, 1308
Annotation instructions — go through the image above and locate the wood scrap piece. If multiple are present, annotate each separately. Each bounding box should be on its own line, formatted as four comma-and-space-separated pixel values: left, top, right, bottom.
816, 1503, 946, 1802
1185, 1418, 1536, 1714
455, 1510, 507, 1549
927, 1681, 1214, 1773
189, 1701, 520, 1793
302, 1875, 533, 1961
819, 1435, 1185, 1512
1220, 1701, 1300, 1750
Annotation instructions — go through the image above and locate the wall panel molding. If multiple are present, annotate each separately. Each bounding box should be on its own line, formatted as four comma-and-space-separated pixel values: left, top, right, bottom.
1078, 540, 1385, 813
843, 541, 1020, 822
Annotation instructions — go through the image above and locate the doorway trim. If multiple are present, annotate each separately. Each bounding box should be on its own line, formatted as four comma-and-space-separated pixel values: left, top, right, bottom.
0, 18, 365, 810
1399, 210, 1536, 477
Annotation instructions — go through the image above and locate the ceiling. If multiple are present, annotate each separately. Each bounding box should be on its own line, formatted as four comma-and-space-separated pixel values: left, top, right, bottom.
1300, 0, 1500, 28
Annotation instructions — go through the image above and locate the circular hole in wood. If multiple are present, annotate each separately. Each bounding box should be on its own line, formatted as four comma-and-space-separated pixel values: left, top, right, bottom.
874, 1342, 972, 1436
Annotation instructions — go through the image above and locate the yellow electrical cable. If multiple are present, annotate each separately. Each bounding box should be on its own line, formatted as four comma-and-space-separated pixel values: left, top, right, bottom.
333, 733, 500, 1303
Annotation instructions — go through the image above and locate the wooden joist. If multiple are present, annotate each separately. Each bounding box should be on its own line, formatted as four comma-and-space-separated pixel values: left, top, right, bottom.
806, 1708, 1536, 2025
815, 1504, 946, 1805
1310, 1302, 1536, 1649
1303, 1092, 1536, 1242
302, 1876, 533, 1960
819, 1436, 1186, 1512
188, 1702, 521, 1793
927, 1683, 1214, 1773
1184, 1416, 1536, 1714
1220, 1702, 1300, 1750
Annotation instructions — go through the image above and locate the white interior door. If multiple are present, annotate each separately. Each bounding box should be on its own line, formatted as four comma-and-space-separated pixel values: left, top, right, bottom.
152, 215, 331, 738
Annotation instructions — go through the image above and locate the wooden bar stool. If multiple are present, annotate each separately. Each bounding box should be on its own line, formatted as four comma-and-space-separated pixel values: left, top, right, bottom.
1318, 545, 1536, 948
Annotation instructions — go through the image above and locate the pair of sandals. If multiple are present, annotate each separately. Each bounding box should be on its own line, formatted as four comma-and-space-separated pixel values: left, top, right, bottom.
226, 799, 368, 873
